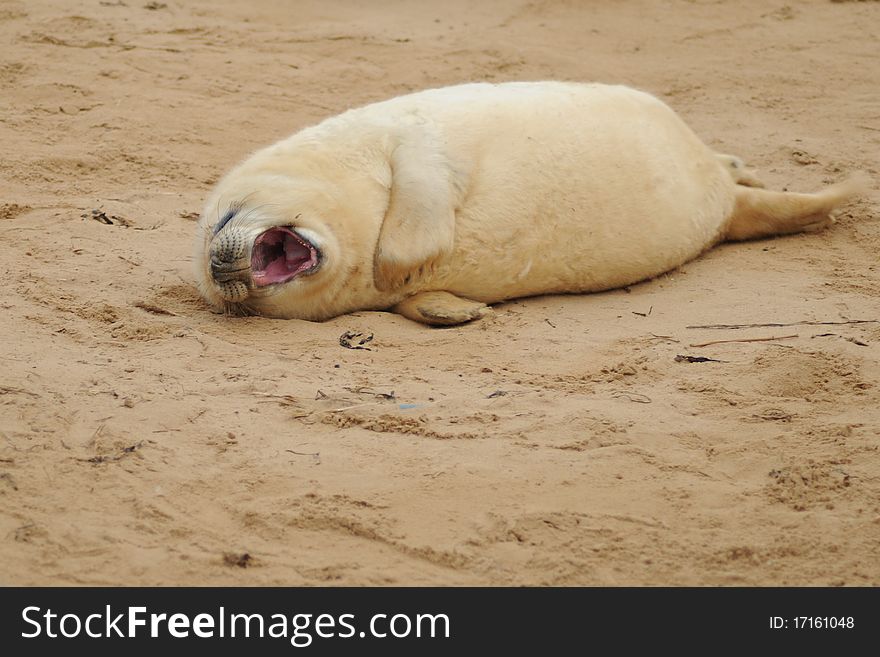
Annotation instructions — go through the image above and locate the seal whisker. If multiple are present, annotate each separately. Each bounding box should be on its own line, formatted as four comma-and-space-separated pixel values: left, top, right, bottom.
222, 300, 253, 317
228, 203, 277, 230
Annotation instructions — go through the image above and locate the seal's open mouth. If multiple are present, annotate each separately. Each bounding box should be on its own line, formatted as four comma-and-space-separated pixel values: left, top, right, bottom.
251, 227, 320, 287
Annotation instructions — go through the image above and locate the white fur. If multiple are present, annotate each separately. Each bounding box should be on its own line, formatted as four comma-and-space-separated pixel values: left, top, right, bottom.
193, 82, 746, 320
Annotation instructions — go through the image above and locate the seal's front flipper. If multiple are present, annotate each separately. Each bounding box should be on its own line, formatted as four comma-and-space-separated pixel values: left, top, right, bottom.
393, 291, 491, 326
373, 121, 460, 292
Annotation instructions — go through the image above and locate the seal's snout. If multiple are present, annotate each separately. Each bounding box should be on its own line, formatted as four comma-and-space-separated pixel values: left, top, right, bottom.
209, 229, 252, 302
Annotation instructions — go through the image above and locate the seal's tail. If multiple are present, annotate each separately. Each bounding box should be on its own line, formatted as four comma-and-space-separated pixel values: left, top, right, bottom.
723, 173, 869, 241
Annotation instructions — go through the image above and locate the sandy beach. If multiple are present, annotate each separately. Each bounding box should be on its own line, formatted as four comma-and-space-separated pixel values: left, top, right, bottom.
1, 0, 878, 585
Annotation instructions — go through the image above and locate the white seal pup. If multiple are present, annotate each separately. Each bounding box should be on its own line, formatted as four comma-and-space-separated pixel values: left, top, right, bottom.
194, 81, 865, 325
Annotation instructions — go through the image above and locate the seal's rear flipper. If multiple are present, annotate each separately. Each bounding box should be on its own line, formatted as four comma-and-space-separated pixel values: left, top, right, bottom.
723, 174, 869, 241
393, 291, 491, 326
716, 153, 765, 188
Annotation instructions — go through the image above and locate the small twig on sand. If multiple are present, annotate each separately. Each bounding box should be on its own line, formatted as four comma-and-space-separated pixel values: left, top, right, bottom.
254, 393, 299, 404
286, 449, 321, 465
134, 302, 178, 316
611, 391, 652, 404
689, 334, 798, 348
0, 386, 38, 397
812, 333, 869, 347
674, 355, 726, 363
343, 386, 396, 400
78, 441, 144, 464
339, 331, 373, 350
687, 319, 878, 330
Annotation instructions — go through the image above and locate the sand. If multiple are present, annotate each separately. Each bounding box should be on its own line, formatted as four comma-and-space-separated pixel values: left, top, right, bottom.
1, 0, 879, 586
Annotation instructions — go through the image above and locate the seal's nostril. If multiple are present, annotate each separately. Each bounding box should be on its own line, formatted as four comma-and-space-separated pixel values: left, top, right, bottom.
210, 251, 250, 281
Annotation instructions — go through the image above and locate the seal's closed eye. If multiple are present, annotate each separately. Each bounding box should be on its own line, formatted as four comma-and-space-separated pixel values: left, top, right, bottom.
213, 208, 236, 235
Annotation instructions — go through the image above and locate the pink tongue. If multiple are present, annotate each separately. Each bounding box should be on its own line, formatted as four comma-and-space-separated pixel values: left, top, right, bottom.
252, 228, 313, 286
